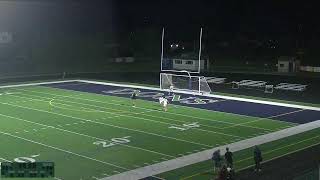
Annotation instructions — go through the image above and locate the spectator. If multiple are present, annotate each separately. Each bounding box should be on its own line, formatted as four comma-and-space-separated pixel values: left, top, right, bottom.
224, 147, 233, 168
212, 149, 222, 172
254, 145, 262, 172
216, 165, 228, 180
226, 167, 235, 180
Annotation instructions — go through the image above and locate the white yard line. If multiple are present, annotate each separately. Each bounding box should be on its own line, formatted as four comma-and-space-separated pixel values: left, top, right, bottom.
267, 109, 306, 119
0, 130, 129, 171
1, 79, 319, 111
9, 93, 242, 139
16, 88, 277, 131
103, 119, 320, 180
0, 101, 211, 148
0, 113, 175, 158
0, 157, 12, 162
182, 138, 320, 179
0, 80, 77, 89
78, 80, 320, 111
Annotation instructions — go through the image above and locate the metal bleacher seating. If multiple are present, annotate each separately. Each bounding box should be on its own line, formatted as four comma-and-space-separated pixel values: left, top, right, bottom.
206, 77, 226, 84
232, 80, 267, 89
274, 83, 307, 92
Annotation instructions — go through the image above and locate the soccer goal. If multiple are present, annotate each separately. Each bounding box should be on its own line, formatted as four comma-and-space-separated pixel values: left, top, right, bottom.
160, 72, 211, 95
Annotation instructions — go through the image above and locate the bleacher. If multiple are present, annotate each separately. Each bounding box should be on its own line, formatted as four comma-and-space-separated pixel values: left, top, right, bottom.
206, 77, 226, 84
232, 80, 267, 89
274, 83, 307, 92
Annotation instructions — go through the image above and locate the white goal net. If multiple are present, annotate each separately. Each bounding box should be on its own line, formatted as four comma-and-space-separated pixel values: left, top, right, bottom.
160, 73, 211, 94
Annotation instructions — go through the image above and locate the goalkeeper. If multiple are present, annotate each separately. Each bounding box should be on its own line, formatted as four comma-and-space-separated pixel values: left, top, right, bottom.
168, 84, 174, 96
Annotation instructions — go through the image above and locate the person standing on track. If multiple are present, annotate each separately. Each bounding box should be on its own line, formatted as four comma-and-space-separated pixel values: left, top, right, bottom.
224, 147, 233, 168
212, 149, 222, 172
254, 145, 262, 172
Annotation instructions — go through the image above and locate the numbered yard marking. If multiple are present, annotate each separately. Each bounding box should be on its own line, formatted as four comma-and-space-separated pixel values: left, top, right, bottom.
183, 122, 200, 128
14, 154, 40, 163
93, 136, 131, 148
169, 122, 200, 131
168, 126, 188, 131
180, 97, 219, 104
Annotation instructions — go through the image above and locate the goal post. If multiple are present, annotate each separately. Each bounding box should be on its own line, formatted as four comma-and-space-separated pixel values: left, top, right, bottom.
160, 72, 211, 94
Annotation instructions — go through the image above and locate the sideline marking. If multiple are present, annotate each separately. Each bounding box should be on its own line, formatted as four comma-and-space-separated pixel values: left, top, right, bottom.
0, 113, 175, 158
0, 97, 215, 148
103, 120, 320, 180
181, 136, 320, 180
0, 130, 128, 170
16, 88, 294, 130
267, 109, 306, 119
12, 93, 245, 138
49, 99, 102, 113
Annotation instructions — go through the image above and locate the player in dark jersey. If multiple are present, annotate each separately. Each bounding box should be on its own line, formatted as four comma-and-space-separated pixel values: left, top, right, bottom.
131, 90, 138, 107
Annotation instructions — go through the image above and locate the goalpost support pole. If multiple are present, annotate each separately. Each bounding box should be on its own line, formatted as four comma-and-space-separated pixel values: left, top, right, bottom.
198, 27, 203, 73
160, 27, 165, 71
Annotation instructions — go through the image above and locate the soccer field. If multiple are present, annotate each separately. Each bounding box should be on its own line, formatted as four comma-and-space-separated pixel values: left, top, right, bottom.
0, 80, 319, 180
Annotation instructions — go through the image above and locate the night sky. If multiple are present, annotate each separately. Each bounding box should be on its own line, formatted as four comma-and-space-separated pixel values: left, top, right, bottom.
1, 1, 318, 35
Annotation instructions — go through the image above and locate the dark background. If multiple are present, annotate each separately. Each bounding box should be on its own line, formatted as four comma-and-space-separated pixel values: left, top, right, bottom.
1, 0, 319, 74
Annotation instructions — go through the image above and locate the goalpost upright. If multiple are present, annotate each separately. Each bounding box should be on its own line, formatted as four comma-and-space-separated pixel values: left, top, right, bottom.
159, 27, 211, 94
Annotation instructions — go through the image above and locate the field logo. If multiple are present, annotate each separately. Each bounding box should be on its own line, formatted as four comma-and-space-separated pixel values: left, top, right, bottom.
169, 122, 200, 131
93, 136, 131, 148
104, 88, 218, 105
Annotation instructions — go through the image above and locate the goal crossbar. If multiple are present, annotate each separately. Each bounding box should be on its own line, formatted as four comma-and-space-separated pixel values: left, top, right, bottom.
160, 72, 211, 94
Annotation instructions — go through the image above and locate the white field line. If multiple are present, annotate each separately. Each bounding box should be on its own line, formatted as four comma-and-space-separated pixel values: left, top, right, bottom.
1, 79, 319, 112
235, 141, 320, 172
108, 97, 299, 127
0, 130, 128, 171
181, 137, 320, 180
0, 157, 12, 162
10, 93, 243, 139
237, 134, 320, 164
46, 82, 86, 87
16, 87, 296, 129
104, 109, 155, 119
17, 88, 277, 132
221, 109, 304, 129
78, 80, 320, 111
0, 101, 212, 148
18, 89, 238, 130
0, 80, 77, 89
49, 99, 103, 113
0, 113, 175, 158
267, 109, 306, 119
103, 119, 320, 180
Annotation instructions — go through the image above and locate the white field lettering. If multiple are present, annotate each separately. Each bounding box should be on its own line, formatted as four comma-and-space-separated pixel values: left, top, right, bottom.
93, 136, 131, 148
169, 122, 200, 131
103, 88, 219, 105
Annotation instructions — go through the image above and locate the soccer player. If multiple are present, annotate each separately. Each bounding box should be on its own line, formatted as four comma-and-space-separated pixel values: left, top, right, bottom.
131, 90, 138, 107
169, 84, 174, 96
159, 97, 168, 111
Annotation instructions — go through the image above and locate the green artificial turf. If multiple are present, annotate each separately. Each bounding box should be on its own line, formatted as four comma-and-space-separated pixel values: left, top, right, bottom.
0, 84, 315, 180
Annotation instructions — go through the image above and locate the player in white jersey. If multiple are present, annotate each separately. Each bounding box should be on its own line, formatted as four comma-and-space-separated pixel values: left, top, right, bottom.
159, 97, 168, 111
